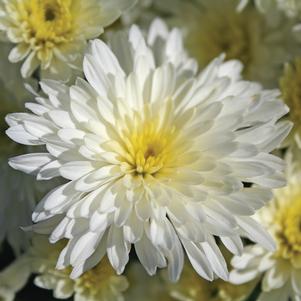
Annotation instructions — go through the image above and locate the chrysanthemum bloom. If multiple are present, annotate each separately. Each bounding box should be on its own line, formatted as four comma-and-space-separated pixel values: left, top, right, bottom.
156, 0, 299, 87
6, 19, 291, 281
230, 157, 301, 300
29, 237, 129, 301
280, 57, 301, 149
0, 0, 135, 80
0, 236, 128, 301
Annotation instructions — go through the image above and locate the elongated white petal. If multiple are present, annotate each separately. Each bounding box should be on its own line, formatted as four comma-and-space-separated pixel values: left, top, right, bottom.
9, 153, 53, 175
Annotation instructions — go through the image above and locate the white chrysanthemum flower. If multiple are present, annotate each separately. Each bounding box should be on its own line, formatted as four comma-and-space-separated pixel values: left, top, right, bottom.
0, 0, 135, 80
6, 19, 292, 282
230, 155, 301, 301
29, 236, 129, 301
238, 0, 301, 18
156, 0, 299, 88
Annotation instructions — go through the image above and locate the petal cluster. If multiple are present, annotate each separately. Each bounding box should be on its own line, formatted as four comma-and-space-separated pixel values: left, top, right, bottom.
230, 158, 301, 300
30, 237, 129, 301
0, 0, 135, 79
6, 19, 291, 281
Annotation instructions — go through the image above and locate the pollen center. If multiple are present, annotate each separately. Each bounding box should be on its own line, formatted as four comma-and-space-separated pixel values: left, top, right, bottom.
20, 0, 74, 61
44, 7, 56, 21
124, 120, 178, 177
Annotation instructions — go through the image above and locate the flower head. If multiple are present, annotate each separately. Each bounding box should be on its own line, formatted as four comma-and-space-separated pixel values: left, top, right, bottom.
31, 237, 129, 301
230, 156, 301, 300
157, 0, 299, 87
6, 19, 291, 282
0, 0, 135, 80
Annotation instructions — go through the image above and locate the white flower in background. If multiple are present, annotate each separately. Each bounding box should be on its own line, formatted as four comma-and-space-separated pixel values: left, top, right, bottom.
230, 155, 301, 301
238, 0, 301, 18
0, 0, 135, 80
6, 19, 291, 282
156, 0, 300, 88
30, 236, 128, 301
0, 255, 32, 301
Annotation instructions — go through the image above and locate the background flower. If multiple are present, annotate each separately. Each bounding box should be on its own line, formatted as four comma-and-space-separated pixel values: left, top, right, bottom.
230, 154, 301, 301
0, 0, 136, 80
155, 0, 300, 88
29, 236, 129, 301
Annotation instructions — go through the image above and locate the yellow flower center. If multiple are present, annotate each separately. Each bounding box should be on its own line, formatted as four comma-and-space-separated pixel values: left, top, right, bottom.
17, 0, 74, 63
280, 58, 301, 138
111, 101, 189, 180
127, 121, 178, 176
274, 196, 301, 264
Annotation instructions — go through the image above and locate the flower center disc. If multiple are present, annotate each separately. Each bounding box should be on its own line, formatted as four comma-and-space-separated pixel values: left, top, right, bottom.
275, 197, 301, 264
22, 0, 74, 49
44, 6, 56, 21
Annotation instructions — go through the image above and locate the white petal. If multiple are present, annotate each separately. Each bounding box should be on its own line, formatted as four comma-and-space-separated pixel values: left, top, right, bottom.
6, 125, 43, 145
236, 216, 276, 251
182, 240, 213, 281
221, 235, 244, 256
20, 51, 39, 78
70, 232, 100, 266
83, 54, 109, 97
201, 237, 228, 281
60, 161, 96, 180
107, 226, 130, 274
134, 234, 166, 276
9, 153, 53, 175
